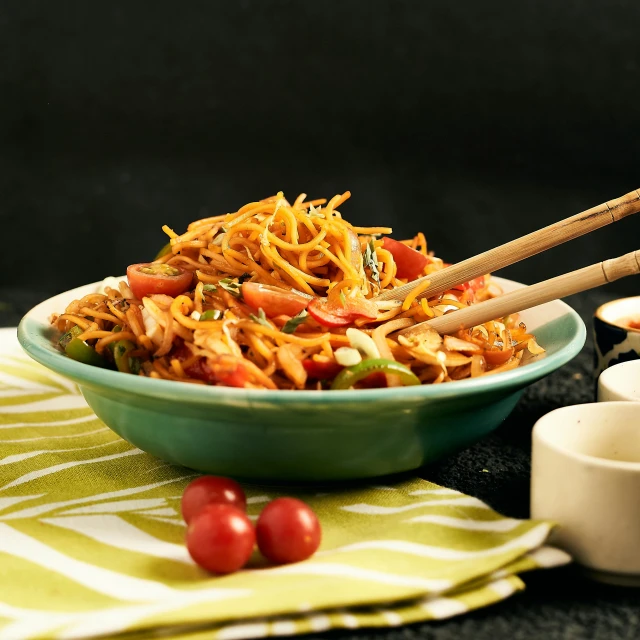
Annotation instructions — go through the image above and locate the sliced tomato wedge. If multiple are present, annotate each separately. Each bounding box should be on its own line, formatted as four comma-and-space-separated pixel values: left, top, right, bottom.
307, 297, 378, 328
203, 355, 250, 387
302, 359, 344, 380
382, 237, 429, 280
173, 342, 249, 387
242, 283, 310, 318
127, 263, 193, 300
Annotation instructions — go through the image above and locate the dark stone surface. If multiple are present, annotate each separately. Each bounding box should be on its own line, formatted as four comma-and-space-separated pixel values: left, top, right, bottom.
3, 289, 639, 639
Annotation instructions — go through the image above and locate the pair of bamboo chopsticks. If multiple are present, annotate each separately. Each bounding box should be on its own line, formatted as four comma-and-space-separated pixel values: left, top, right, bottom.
374, 189, 640, 337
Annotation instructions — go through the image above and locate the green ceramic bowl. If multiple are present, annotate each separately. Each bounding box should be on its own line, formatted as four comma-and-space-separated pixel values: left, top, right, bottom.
18, 277, 586, 482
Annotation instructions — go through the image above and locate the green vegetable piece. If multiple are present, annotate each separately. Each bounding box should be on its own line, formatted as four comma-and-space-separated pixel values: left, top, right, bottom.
282, 310, 308, 334
364, 239, 380, 284
200, 309, 222, 321
58, 325, 82, 349
249, 308, 270, 327
65, 339, 108, 368
218, 278, 242, 298
330, 358, 421, 390
155, 242, 172, 260
202, 284, 217, 292
112, 340, 137, 374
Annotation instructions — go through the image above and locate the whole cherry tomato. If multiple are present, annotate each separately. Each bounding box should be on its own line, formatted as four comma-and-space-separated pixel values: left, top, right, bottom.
256, 497, 321, 564
181, 475, 247, 524
186, 504, 255, 574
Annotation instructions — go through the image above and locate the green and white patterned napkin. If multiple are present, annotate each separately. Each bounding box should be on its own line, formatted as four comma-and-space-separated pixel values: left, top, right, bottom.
0, 329, 570, 640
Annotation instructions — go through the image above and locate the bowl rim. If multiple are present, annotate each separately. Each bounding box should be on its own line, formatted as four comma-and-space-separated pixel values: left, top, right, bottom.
17, 277, 587, 404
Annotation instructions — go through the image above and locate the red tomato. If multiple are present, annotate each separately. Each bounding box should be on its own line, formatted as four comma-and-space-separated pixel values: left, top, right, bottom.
126, 263, 193, 300
453, 276, 485, 293
181, 476, 247, 524
302, 359, 344, 380
256, 497, 321, 564
203, 356, 250, 388
307, 297, 378, 328
483, 348, 514, 367
242, 283, 309, 318
186, 504, 255, 574
173, 343, 250, 388
382, 237, 429, 280
357, 372, 388, 388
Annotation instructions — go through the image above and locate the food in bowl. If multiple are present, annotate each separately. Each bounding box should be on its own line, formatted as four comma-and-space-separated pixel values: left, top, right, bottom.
18, 274, 584, 480
52, 191, 544, 391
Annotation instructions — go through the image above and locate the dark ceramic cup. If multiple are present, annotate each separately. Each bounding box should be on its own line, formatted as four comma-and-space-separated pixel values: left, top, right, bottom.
594, 296, 640, 379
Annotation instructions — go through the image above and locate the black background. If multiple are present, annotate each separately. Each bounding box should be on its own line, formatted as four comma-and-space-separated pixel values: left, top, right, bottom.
1, 4, 640, 638
1, 1, 639, 301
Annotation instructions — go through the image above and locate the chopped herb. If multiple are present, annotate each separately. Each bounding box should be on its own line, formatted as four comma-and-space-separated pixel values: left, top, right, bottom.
339, 291, 347, 307
282, 310, 308, 334
202, 284, 217, 292
200, 309, 222, 321
218, 278, 242, 298
249, 308, 270, 327
363, 239, 380, 284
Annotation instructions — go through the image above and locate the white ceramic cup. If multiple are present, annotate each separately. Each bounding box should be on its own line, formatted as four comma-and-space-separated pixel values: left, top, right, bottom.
531, 402, 640, 586
598, 360, 640, 402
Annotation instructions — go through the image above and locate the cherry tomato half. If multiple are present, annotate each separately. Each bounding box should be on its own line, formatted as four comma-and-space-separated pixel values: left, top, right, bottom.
307, 297, 378, 328
382, 237, 429, 280
126, 263, 193, 300
186, 504, 255, 574
181, 476, 247, 524
302, 359, 344, 380
173, 342, 250, 388
483, 348, 514, 367
242, 283, 310, 318
256, 497, 321, 564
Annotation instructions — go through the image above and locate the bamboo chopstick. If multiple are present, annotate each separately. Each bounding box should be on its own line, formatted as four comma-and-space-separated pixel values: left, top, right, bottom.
400, 249, 640, 338
375, 188, 640, 302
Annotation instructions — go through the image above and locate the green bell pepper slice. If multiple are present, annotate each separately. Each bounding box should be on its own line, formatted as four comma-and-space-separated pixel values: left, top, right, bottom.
59, 325, 82, 350
200, 309, 222, 321
65, 338, 108, 368
112, 339, 140, 374
330, 358, 421, 390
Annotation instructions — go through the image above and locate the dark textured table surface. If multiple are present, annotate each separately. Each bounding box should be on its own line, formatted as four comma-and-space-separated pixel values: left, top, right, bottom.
1, 287, 638, 640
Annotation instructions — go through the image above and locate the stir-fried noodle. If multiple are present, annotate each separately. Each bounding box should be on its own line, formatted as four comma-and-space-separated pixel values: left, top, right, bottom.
54, 192, 544, 390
